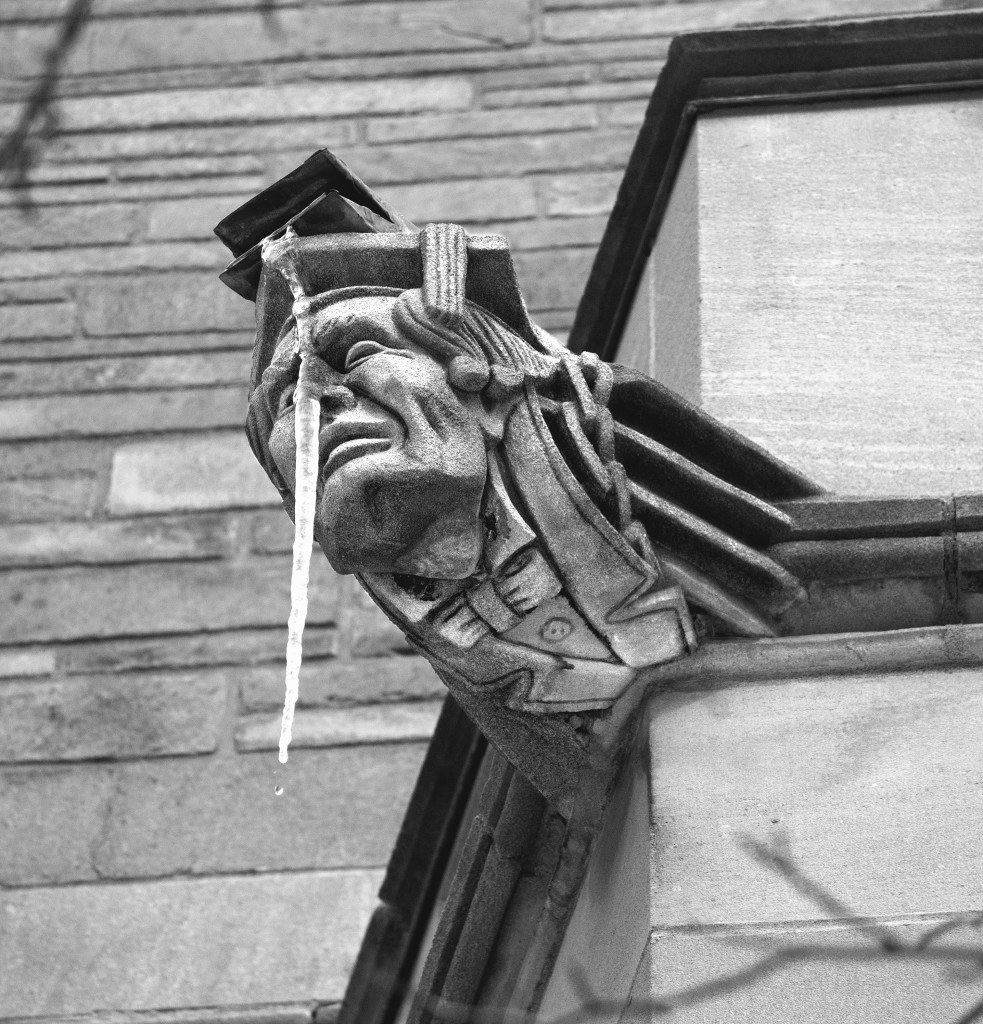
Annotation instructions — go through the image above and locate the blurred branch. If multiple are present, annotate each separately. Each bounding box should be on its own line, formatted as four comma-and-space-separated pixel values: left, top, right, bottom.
258, 0, 286, 42
0, 0, 284, 211
0, 0, 92, 211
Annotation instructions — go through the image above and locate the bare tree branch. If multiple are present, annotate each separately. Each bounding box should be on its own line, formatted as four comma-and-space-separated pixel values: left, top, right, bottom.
0, 0, 93, 211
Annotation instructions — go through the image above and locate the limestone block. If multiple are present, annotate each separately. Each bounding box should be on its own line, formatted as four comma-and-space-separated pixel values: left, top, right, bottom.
2, 351, 251, 396
0, 386, 246, 440
365, 104, 598, 144
80, 272, 251, 335
55, 629, 337, 677
50, 120, 356, 165
0, 474, 102, 522
623, 93, 983, 494
0, 648, 55, 678
0, 300, 74, 339
0, 2, 532, 79
109, 433, 279, 514
543, 0, 946, 41
0, 513, 234, 568
339, 129, 633, 186
147, 194, 252, 241
0, 869, 381, 1017
384, 176, 537, 225
483, 80, 651, 108
0, 203, 136, 251
0, 80, 473, 134
0, 559, 339, 643
90, 744, 428, 881
0, 670, 224, 762
0, 241, 222, 282
513, 248, 597, 311
544, 171, 622, 217
0, 763, 117, 885
235, 701, 443, 752
643, 917, 983, 1024
238, 656, 444, 712
648, 666, 983, 927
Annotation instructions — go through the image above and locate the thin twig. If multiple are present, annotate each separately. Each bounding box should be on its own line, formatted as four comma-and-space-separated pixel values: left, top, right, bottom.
0, 0, 93, 210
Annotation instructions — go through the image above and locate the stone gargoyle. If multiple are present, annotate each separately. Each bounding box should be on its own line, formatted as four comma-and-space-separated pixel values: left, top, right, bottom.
216, 150, 821, 813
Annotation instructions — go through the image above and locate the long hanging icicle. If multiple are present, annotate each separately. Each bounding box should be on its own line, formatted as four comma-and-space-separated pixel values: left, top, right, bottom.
262, 228, 320, 765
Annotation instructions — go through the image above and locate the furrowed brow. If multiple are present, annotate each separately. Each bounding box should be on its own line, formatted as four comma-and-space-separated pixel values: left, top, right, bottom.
314, 313, 403, 367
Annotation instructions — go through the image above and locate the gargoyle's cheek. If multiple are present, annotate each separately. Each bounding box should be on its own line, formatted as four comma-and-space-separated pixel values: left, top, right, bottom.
267, 414, 298, 491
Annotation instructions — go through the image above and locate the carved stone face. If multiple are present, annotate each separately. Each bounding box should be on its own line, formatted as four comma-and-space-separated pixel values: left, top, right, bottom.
264, 294, 493, 579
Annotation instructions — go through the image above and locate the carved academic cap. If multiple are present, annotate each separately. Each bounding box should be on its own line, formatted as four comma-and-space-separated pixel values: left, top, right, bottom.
214, 149, 548, 395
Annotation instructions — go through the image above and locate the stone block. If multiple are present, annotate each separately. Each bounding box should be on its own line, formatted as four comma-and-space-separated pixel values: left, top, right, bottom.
57, 627, 337, 676
603, 98, 649, 129
0, 869, 382, 1016
512, 248, 596, 311
239, 655, 444, 712
109, 432, 280, 514
3, 79, 473, 133
235, 701, 443, 752
0, 2, 531, 79
544, 171, 622, 217
81, 272, 251, 335
0, 386, 247, 440
0, 204, 137, 250
249, 508, 295, 553
0, 438, 113, 482
496, 215, 608, 252
0, 670, 224, 762
0, 301, 74, 340
385, 177, 537, 225
648, 666, 983, 927
644, 917, 983, 1024
0, 173, 267, 209
366, 104, 598, 144
0, 763, 116, 885
483, 80, 651, 108
0, 241, 226, 282
0, 648, 55, 678
88, 744, 429, 880
147, 194, 250, 241
50, 120, 356, 165
543, 0, 943, 42
0, 513, 234, 568
0, 474, 102, 522
0, 328, 254, 364
1, 351, 251, 398
343, 129, 634, 186
0, 558, 339, 643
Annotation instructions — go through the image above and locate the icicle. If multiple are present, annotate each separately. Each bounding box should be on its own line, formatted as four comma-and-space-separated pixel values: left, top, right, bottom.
262, 228, 320, 766
279, 353, 319, 763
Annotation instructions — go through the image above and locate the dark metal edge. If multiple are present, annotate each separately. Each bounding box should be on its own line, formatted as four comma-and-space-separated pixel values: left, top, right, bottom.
335, 696, 487, 1024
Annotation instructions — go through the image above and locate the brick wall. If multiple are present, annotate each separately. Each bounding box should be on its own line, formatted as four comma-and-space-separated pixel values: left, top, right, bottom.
0, 0, 971, 1020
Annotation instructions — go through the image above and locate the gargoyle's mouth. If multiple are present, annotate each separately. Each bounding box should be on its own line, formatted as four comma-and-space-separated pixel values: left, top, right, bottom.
320, 417, 396, 480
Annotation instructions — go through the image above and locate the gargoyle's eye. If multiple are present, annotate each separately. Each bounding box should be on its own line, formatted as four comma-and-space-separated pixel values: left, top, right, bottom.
344, 339, 393, 371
